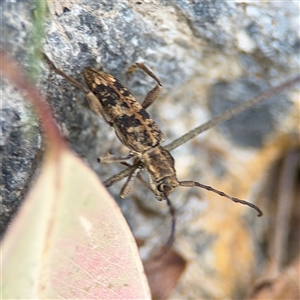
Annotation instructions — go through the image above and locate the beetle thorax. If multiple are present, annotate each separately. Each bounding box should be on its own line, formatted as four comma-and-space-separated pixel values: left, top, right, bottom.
141, 146, 179, 199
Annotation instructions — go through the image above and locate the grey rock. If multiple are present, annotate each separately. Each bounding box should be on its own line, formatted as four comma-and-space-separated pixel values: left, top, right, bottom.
1, 1, 299, 298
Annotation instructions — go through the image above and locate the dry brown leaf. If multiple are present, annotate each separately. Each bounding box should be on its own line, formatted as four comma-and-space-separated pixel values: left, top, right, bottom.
144, 249, 186, 300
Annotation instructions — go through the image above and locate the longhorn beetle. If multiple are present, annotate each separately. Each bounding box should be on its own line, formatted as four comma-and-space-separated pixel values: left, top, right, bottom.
44, 53, 299, 248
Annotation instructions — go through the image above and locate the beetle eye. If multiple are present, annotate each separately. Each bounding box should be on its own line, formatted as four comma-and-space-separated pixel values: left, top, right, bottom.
157, 183, 165, 193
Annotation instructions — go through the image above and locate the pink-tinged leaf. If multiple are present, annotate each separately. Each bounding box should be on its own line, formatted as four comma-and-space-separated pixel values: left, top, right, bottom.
2, 148, 151, 299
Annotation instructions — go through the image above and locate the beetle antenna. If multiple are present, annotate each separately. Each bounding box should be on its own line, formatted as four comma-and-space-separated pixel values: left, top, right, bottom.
153, 194, 176, 259
165, 193, 176, 247
43, 53, 90, 94
179, 181, 263, 216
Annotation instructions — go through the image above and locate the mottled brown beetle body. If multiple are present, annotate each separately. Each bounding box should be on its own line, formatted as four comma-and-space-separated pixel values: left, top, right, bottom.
83, 67, 164, 153
82, 67, 182, 202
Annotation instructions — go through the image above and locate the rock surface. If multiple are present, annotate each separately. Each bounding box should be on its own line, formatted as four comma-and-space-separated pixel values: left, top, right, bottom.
1, 1, 299, 298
